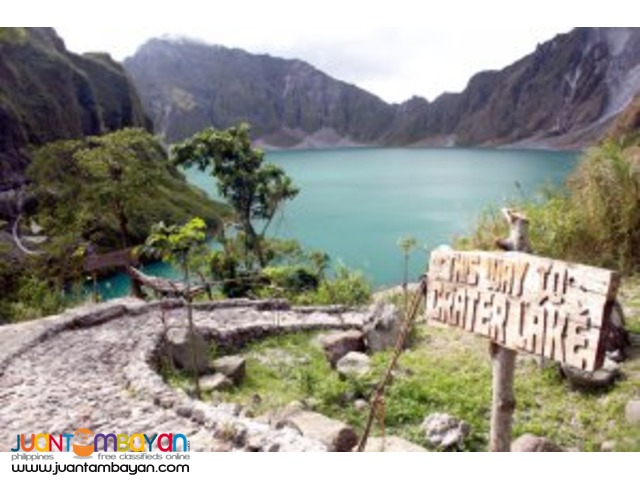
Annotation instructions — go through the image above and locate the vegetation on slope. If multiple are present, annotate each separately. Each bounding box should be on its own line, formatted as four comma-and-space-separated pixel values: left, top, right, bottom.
458, 139, 640, 274
0, 27, 150, 191
0, 129, 229, 323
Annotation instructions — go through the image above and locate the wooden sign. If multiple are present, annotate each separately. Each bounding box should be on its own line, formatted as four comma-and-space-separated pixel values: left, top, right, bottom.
426, 248, 620, 372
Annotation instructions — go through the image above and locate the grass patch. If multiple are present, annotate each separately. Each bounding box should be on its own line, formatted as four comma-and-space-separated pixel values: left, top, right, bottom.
620, 276, 640, 335
164, 322, 640, 452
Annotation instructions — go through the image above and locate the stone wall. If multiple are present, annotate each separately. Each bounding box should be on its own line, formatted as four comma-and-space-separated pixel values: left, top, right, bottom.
0, 298, 369, 452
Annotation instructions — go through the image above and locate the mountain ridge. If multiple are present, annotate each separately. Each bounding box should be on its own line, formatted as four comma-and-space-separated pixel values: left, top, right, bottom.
125, 28, 640, 150
0, 27, 151, 196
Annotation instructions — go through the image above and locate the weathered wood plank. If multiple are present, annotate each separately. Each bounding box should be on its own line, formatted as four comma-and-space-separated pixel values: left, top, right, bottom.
426, 248, 620, 372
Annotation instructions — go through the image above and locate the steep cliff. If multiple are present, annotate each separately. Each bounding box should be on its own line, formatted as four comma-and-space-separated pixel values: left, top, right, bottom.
392, 28, 640, 148
0, 28, 150, 193
611, 93, 640, 140
125, 28, 640, 150
124, 38, 395, 147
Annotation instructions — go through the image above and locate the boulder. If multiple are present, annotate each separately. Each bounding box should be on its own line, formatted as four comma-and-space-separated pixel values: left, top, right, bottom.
165, 327, 208, 374
336, 352, 372, 378
364, 302, 404, 353
354, 400, 370, 412
317, 330, 365, 367
511, 434, 563, 452
561, 302, 629, 390
421, 413, 470, 450
625, 400, 640, 426
363, 436, 427, 452
274, 409, 358, 452
601, 441, 617, 452
602, 302, 630, 359
561, 366, 619, 391
201, 374, 234, 393
212, 355, 246, 385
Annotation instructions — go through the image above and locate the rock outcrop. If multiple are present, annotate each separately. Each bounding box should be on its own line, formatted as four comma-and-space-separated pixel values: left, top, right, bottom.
336, 352, 372, 378
124, 38, 394, 147
166, 326, 209, 374
317, 330, 366, 367
275, 410, 359, 452
511, 434, 564, 452
421, 413, 470, 450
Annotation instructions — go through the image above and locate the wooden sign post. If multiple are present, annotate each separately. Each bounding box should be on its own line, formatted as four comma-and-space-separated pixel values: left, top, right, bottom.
425, 210, 620, 451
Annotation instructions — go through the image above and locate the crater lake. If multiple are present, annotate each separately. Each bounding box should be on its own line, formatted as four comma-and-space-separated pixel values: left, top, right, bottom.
97, 148, 578, 299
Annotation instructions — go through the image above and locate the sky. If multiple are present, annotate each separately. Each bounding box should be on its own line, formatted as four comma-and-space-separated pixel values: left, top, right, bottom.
53, 25, 572, 103
9, 0, 630, 103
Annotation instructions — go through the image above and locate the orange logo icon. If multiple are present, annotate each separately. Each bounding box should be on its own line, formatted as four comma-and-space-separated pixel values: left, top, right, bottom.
72, 429, 95, 457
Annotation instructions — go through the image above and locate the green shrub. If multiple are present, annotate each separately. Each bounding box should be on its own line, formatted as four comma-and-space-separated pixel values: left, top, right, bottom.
8, 275, 74, 322
260, 266, 319, 298
298, 264, 372, 307
459, 140, 640, 273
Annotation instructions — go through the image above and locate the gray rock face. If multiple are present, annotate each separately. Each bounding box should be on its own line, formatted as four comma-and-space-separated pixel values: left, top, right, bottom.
0, 28, 151, 194
201, 374, 234, 393
354, 400, 370, 412
363, 436, 427, 452
278, 410, 359, 452
125, 38, 394, 148
421, 413, 470, 450
562, 301, 628, 390
165, 327, 209, 375
212, 356, 246, 385
511, 434, 563, 452
336, 352, 372, 378
364, 302, 404, 353
625, 400, 640, 425
125, 28, 640, 153
317, 330, 366, 367
602, 302, 630, 359
561, 365, 620, 390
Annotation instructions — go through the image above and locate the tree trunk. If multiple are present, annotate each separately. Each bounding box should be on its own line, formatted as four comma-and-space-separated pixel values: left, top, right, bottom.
403, 254, 409, 309
489, 346, 517, 452
489, 209, 530, 452
245, 220, 267, 269
184, 263, 202, 400
115, 201, 133, 248
113, 201, 142, 298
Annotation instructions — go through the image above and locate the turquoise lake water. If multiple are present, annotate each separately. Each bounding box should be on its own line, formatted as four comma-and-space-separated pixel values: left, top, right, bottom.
97, 148, 578, 299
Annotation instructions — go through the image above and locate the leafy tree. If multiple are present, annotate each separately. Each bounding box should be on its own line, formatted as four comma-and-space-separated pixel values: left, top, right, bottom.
172, 123, 299, 269
30, 129, 166, 250
141, 217, 210, 399
28, 129, 225, 290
